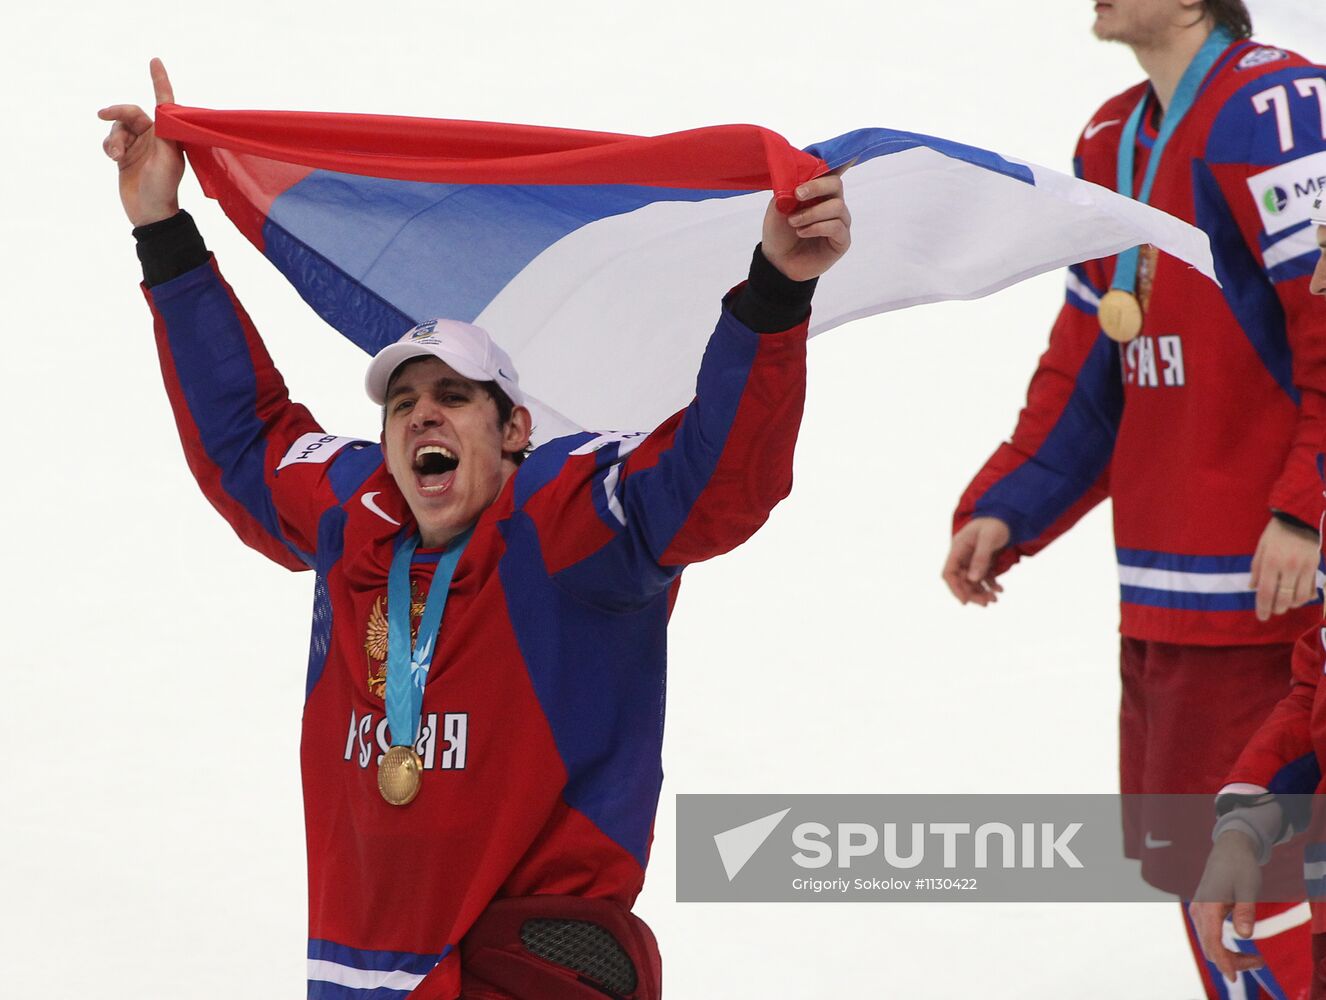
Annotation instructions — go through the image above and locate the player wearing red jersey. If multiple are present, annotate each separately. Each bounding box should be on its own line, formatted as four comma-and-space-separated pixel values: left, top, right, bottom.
1191, 215, 1326, 993
101, 61, 851, 1000
941, 1, 1326, 995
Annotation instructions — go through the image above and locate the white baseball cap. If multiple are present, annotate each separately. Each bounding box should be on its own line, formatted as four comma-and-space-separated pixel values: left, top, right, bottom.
1313, 193, 1326, 227
365, 318, 526, 409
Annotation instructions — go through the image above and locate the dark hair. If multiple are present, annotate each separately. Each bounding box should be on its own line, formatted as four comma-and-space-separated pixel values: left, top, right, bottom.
478, 381, 532, 466
382, 358, 532, 465
1204, 0, 1252, 39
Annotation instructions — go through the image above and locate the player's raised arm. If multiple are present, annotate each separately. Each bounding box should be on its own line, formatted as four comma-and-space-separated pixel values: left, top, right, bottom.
99, 58, 183, 227
105, 60, 349, 572
528, 176, 852, 610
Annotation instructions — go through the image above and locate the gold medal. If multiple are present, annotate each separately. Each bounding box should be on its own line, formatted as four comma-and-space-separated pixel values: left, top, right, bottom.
378, 745, 423, 806
1098, 289, 1144, 343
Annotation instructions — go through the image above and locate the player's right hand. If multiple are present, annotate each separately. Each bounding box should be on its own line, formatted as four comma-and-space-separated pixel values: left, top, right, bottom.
98, 58, 184, 227
1189, 830, 1267, 984
942, 517, 1011, 606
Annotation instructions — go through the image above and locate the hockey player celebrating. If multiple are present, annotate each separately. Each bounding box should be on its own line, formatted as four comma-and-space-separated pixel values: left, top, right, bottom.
100, 60, 850, 1000
940, 0, 1326, 995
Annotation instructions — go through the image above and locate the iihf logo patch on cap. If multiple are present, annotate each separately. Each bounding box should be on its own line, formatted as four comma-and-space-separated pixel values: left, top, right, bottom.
409, 321, 439, 340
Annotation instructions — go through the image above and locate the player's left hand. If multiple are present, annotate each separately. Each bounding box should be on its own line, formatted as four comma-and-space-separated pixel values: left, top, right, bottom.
761, 170, 851, 282
1189, 830, 1266, 984
1249, 516, 1320, 621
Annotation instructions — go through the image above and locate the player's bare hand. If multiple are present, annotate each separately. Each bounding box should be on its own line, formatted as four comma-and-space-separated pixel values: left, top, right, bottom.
1310, 225, 1326, 296
98, 58, 184, 227
1189, 830, 1266, 984
942, 517, 1011, 606
1249, 516, 1320, 621
761, 169, 851, 282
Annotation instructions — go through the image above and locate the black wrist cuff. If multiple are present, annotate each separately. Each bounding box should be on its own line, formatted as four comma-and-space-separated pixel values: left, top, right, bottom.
1271, 509, 1318, 534
728, 244, 818, 333
1215, 791, 1278, 816
134, 210, 209, 288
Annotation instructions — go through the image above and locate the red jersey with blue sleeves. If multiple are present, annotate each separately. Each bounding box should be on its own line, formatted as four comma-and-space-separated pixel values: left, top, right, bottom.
1221, 623, 1326, 928
144, 257, 806, 999
955, 39, 1326, 645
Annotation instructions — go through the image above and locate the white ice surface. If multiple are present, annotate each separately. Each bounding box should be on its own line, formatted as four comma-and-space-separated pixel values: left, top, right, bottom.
4, 0, 1324, 997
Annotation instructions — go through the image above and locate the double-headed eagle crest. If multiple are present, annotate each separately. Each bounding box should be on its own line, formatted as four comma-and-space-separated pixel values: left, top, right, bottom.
364, 584, 426, 699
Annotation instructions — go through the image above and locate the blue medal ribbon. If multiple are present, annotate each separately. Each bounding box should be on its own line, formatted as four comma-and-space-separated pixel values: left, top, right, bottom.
1110, 26, 1234, 296
385, 526, 472, 749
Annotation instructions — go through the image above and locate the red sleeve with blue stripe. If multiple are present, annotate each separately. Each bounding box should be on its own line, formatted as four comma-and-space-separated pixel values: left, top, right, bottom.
1224, 621, 1323, 796
517, 294, 806, 610
953, 263, 1121, 564
1199, 60, 1326, 526
145, 259, 369, 571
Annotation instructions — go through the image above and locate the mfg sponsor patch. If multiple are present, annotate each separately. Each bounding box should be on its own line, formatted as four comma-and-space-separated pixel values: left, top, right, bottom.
1247, 150, 1326, 236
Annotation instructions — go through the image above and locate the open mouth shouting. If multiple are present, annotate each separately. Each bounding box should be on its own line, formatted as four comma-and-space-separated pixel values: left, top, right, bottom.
413, 443, 459, 495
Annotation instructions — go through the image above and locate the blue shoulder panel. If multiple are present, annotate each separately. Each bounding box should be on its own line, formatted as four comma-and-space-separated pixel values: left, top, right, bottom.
511, 431, 597, 510
497, 508, 668, 869
327, 441, 383, 504
1205, 65, 1326, 167
1191, 159, 1296, 401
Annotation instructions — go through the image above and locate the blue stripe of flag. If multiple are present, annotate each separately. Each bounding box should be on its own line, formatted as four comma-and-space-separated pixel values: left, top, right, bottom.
805, 128, 1035, 185
265, 175, 748, 353
262, 128, 1040, 361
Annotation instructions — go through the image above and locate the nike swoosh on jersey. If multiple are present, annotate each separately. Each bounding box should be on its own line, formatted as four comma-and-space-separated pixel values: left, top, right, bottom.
1143, 832, 1172, 849
362, 491, 401, 526
1084, 119, 1122, 140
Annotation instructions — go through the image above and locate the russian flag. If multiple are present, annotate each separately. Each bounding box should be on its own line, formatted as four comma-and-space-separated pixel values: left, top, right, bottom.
156, 105, 1216, 441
